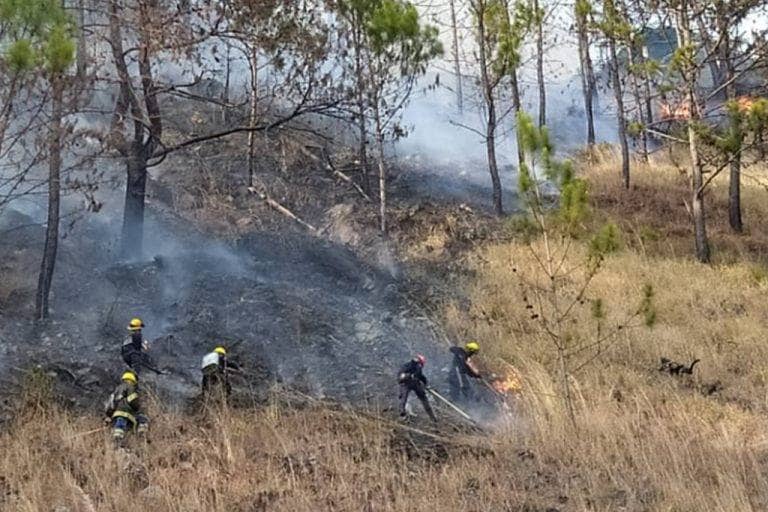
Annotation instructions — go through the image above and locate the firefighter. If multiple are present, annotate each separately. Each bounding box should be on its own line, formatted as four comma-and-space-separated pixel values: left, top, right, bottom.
104, 370, 148, 445
448, 341, 482, 402
201, 346, 240, 400
121, 317, 163, 375
397, 354, 437, 422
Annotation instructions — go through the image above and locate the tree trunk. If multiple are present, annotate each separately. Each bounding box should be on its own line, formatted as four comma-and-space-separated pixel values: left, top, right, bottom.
373, 99, 387, 233
36, 76, 65, 320
354, 21, 370, 193
510, 68, 524, 169
76, 0, 87, 80
608, 35, 630, 189
721, 13, 742, 233
627, 43, 648, 161
676, 3, 710, 262
534, 0, 546, 127
639, 45, 653, 128
476, 0, 503, 215
120, 145, 148, 259
248, 43, 258, 186
576, 4, 595, 144
449, 0, 463, 114
223, 39, 231, 123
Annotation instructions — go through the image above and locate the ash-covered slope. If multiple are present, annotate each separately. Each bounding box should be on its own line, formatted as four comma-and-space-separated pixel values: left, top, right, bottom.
0, 208, 453, 412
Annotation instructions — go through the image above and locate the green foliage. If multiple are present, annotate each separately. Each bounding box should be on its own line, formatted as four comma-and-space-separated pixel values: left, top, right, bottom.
639, 283, 656, 327
588, 222, 621, 260
484, 0, 531, 76
596, 0, 631, 40
575, 0, 593, 19
7, 38, 33, 72
517, 110, 589, 231
0, 0, 73, 77
627, 121, 644, 137
505, 214, 541, 242
43, 23, 74, 74
367, 0, 442, 67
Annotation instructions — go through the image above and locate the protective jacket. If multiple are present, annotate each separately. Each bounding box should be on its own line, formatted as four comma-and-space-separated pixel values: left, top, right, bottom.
397, 359, 436, 422
398, 359, 428, 386
104, 381, 143, 426
448, 346, 480, 401
449, 347, 481, 378
201, 352, 240, 396
122, 333, 163, 374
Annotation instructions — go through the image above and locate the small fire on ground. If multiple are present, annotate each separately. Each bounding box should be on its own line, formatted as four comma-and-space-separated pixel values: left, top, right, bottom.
491, 371, 523, 394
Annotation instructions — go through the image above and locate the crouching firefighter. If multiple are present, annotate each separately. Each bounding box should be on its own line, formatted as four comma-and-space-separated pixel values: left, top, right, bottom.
448, 341, 482, 402
201, 346, 241, 400
397, 354, 437, 422
122, 317, 164, 375
104, 370, 149, 445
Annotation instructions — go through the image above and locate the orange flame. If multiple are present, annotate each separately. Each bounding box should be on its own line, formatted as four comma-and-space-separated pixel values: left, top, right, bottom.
491, 372, 522, 394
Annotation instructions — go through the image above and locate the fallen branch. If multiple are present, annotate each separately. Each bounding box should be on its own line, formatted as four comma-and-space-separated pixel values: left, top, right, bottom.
298, 145, 372, 202
247, 186, 317, 233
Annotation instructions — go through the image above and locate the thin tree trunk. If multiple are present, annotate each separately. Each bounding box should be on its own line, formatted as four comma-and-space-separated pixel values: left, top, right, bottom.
475, 1, 503, 215
725, 40, 742, 232
223, 39, 231, 123
640, 46, 653, 128
449, 0, 463, 114
373, 98, 387, 233
36, 76, 65, 319
608, 35, 630, 188
76, 0, 87, 80
627, 43, 648, 161
576, 3, 595, 144
676, 3, 710, 262
120, 145, 148, 259
248, 43, 258, 186
534, 0, 546, 127
354, 21, 370, 193
510, 68, 524, 168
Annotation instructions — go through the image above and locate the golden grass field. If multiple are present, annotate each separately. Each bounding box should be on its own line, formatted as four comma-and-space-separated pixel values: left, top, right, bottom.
3, 152, 768, 511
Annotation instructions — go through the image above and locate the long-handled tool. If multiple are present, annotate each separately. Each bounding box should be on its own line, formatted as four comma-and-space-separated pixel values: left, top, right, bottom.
427, 388, 475, 423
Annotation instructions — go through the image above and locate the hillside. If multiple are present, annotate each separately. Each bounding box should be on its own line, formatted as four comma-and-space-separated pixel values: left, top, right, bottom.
3, 152, 768, 511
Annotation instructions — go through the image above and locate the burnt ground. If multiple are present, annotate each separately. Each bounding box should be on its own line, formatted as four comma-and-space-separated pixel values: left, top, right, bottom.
0, 204, 501, 421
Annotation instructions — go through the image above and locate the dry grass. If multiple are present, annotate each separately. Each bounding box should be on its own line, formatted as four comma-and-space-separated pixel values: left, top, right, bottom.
582, 145, 768, 264
0, 393, 569, 512
440, 151, 768, 510
5, 152, 768, 511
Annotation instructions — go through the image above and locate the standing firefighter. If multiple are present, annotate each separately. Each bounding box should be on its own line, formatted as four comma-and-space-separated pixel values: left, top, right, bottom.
397, 354, 437, 422
104, 370, 148, 445
201, 346, 240, 400
122, 317, 163, 375
448, 341, 482, 402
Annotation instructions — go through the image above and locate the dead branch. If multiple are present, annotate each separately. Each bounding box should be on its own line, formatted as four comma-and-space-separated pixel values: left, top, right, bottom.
247, 186, 317, 233
298, 145, 372, 202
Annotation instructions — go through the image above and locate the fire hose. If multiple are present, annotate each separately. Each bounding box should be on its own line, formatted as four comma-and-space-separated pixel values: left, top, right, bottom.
426, 388, 475, 423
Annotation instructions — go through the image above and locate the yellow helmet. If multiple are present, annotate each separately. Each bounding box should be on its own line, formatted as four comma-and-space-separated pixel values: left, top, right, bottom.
465, 341, 480, 354
121, 371, 138, 384
128, 317, 144, 331
214, 346, 227, 356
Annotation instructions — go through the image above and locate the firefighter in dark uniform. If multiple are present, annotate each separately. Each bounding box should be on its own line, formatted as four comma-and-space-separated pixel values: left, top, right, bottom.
104, 370, 149, 445
201, 346, 240, 400
121, 317, 163, 375
448, 341, 482, 402
397, 354, 437, 422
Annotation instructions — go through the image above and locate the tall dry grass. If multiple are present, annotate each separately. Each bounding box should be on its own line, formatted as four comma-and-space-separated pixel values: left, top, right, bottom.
441, 152, 768, 510
4, 153, 768, 511
0, 392, 567, 512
